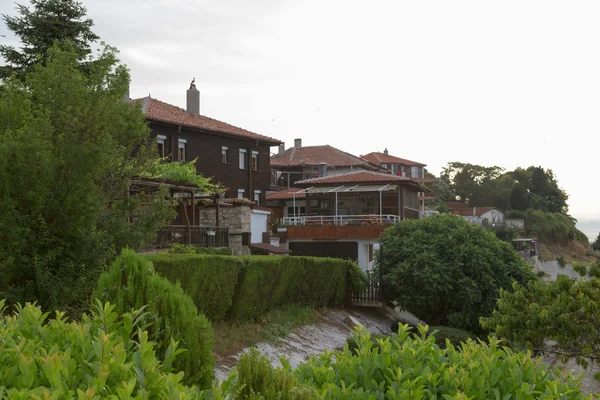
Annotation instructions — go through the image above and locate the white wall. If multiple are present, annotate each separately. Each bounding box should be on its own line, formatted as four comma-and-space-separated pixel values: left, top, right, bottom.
481, 210, 504, 225
251, 209, 270, 244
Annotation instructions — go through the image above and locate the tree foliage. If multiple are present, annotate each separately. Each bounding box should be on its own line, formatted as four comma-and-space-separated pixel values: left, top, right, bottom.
143, 157, 224, 193
482, 262, 600, 376
0, 44, 175, 315
1, 0, 100, 81
378, 214, 537, 332
592, 233, 600, 252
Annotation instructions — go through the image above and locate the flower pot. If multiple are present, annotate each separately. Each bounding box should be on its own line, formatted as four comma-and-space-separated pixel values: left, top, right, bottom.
277, 227, 287, 233
206, 231, 216, 236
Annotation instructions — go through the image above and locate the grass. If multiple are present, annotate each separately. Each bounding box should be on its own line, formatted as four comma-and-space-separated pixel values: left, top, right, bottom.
538, 242, 597, 263
212, 305, 323, 360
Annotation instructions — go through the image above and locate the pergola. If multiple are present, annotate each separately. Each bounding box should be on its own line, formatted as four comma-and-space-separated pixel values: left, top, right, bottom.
291, 184, 399, 221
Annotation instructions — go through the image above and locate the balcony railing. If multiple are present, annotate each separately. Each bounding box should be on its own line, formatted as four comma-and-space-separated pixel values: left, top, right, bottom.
282, 214, 400, 226
151, 225, 229, 249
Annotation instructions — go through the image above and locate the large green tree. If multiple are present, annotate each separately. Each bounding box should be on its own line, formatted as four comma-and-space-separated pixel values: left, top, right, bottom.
377, 214, 537, 333
440, 162, 506, 207
1, 0, 99, 80
0, 44, 174, 315
593, 233, 600, 252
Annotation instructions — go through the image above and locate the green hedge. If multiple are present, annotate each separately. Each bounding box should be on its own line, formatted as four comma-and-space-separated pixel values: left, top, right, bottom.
148, 254, 363, 322
163, 243, 233, 255
92, 249, 214, 388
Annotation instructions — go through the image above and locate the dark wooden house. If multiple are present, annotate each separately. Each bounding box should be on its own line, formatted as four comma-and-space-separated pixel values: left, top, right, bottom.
136, 82, 281, 204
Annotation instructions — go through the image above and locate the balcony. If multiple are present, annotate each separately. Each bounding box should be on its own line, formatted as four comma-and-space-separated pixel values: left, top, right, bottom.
283, 214, 398, 240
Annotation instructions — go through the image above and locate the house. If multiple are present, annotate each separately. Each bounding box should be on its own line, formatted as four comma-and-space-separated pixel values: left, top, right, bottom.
270, 139, 387, 190
266, 170, 430, 271
136, 81, 282, 205
448, 203, 505, 226
361, 148, 427, 180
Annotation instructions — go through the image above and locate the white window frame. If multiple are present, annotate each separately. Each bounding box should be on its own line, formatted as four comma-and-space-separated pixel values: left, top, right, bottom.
178, 138, 187, 161
239, 149, 247, 170
254, 190, 261, 206
222, 146, 228, 164
411, 166, 419, 179
237, 189, 245, 199
157, 135, 166, 158
251, 150, 259, 171
382, 163, 388, 170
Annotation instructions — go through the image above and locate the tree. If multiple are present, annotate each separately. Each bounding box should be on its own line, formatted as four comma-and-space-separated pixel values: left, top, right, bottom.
440, 162, 505, 206
0, 44, 174, 316
481, 262, 600, 377
1, 0, 99, 80
377, 214, 537, 333
593, 233, 600, 252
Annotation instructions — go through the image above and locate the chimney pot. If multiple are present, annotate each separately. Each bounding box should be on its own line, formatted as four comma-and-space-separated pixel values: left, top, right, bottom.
186, 78, 200, 115
278, 143, 285, 155
384, 148, 389, 156
294, 138, 302, 148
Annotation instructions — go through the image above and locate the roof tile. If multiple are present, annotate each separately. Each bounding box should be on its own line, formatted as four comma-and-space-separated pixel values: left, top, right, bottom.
295, 170, 414, 185
271, 145, 383, 170
361, 152, 426, 167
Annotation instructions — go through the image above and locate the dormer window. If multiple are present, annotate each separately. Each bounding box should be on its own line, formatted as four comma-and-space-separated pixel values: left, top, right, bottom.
382, 163, 388, 169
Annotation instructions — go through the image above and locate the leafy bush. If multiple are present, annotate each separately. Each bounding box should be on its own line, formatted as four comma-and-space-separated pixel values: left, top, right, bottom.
0, 300, 205, 398
229, 326, 587, 399
378, 214, 537, 333
149, 254, 362, 322
525, 209, 589, 245
557, 255, 567, 268
164, 244, 234, 255
92, 249, 214, 388
428, 325, 473, 348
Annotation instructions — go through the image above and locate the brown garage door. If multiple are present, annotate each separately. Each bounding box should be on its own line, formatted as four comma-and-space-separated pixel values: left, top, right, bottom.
289, 241, 358, 261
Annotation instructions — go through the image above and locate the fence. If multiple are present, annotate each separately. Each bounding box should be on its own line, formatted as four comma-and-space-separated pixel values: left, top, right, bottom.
351, 270, 383, 305
283, 214, 400, 226
152, 225, 229, 249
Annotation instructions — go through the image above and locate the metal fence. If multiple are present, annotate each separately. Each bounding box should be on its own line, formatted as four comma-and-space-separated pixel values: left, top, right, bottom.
283, 214, 400, 226
151, 225, 229, 249
351, 270, 382, 305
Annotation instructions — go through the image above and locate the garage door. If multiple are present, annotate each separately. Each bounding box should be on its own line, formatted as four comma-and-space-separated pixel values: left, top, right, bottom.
289, 241, 358, 261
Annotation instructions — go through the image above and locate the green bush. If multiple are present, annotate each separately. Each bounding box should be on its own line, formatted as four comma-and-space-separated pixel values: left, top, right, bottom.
428, 325, 474, 348
164, 244, 233, 255
229, 326, 587, 399
151, 254, 244, 321
525, 209, 589, 245
378, 214, 537, 333
148, 254, 362, 323
92, 249, 214, 388
0, 300, 204, 398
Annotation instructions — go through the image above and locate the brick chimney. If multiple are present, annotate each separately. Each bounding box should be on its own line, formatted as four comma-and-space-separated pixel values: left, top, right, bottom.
384, 148, 389, 155
186, 78, 200, 115
294, 138, 302, 148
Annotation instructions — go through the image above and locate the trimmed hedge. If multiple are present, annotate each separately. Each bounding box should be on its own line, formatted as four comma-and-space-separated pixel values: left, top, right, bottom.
149, 254, 364, 322
164, 243, 233, 255
92, 249, 214, 388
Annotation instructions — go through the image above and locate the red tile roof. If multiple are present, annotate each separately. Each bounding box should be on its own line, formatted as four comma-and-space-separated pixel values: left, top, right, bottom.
136, 97, 281, 145
296, 171, 414, 185
361, 152, 426, 167
447, 201, 469, 209
271, 145, 383, 170
266, 188, 306, 201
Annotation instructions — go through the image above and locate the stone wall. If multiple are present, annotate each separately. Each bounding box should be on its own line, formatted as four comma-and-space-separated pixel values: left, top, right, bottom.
199, 204, 251, 255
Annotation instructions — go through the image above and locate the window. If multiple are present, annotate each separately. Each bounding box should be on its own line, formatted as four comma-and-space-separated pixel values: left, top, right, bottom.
157, 135, 166, 158
411, 166, 420, 178
237, 189, 245, 199
251, 151, 259, 170
239, 149, 247, 170
222, 146, 229, 163
391, 164, 399, 175
368, 244, 374, 262
382, 163, 388, 170
177, 138, 186, 161
287, 206, 306, 216
254, 190, 261, 206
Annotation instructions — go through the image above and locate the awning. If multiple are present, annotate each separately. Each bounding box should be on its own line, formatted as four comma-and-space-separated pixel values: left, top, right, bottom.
304, 184, 398, 194
249, 243, 292, 254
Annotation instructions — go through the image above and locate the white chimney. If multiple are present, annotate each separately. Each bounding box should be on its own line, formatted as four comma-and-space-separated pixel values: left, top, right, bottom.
278, 143, 285, 155
294, 138, 302, 148
186, 78, 200, 115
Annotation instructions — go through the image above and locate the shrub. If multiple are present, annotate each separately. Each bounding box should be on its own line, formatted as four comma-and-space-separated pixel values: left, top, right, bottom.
230, 326, 587, 399
557, 255, 567, 268
428, 325, 473, 348
92, 249, 214, 388
378, 214, 537, 333
151, 254, 244, 321
148, 254, 362, 323
165, 244, 233, 255
0, 300, 204, 398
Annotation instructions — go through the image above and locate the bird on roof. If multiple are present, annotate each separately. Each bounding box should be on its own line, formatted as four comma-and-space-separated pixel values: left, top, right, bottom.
190, 77, 196, 89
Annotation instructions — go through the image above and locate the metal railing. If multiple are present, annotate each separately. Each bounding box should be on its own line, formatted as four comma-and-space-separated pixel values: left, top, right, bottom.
152, 225, 229, 249
282, 214, 400, 226
351, 270, 382, 304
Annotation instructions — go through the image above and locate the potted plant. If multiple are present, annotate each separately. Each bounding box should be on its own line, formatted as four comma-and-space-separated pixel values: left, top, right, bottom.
206, 228, 216, 236
276, 220, 288, 233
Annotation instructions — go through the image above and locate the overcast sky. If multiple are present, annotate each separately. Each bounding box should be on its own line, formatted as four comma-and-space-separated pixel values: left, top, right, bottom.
1, 0, 599, 236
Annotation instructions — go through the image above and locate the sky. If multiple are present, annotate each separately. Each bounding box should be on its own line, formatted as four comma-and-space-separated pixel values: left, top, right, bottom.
1, 0, 599, 239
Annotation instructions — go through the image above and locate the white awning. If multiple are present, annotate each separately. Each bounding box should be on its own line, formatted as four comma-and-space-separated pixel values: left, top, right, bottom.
304, 184, 397, 194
